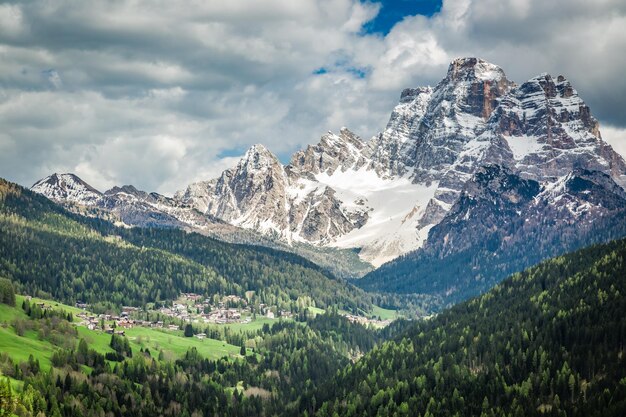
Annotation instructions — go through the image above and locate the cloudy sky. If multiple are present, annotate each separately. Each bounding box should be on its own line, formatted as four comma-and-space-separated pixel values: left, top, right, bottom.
1, 0, 625, 195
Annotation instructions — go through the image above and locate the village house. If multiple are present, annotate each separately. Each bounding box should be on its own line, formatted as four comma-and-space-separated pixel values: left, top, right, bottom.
182, 293, 202, 302
116, 320, 133, 329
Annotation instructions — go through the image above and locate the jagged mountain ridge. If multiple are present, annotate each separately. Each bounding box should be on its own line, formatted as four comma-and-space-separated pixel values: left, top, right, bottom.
32, 57, 626, 270
174, 57, 626, 266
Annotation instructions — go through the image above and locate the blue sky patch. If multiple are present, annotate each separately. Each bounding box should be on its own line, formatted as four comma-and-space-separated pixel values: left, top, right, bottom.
347, 67, 369, 78
364, 0, 442, 35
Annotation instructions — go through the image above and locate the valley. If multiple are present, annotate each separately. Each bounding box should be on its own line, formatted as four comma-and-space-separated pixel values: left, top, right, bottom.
1, 56, 625, 417
1, 225, 625, 416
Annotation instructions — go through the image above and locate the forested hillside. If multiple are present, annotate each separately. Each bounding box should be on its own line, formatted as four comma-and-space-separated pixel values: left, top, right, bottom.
0, 178, 371, 313
312, 238, 626, 417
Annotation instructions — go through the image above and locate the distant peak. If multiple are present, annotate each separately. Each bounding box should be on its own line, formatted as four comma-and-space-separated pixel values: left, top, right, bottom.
239, 144, 281, 170
525, 72, 579, 99
247, 143, 269, 153
449, 57, 482, 66
31, 172, 102, 204
104, 184, 143, 196
33, 172, 97, 191
528, 73, 571, 85
46, 172, 80, 182
338, 127, 362, 142
321, 127, 364, 149
446, 57, 507, 82
243, 143, 276, 158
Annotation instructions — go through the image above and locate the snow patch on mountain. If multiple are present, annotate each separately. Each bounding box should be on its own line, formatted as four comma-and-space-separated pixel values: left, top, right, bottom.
503, 135, 545, 160
318, 168, 439, 266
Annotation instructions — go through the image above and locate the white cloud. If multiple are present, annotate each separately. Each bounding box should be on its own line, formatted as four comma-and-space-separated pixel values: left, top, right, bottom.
0, 0, 625, 195
0, 4, 25, 38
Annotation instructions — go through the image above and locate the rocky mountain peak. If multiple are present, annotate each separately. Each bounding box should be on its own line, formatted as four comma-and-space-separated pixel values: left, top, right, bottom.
31, 173, 102, 205
239, 144, 281, 172
289, 128, 369, 175
30, 58, 626, 271
529, 73, 574, 99
494, 70, 626, 185
105, 184, 144, 197
435, 57, 515, 120
446, 57, 508, 83
34, 173, 93, 191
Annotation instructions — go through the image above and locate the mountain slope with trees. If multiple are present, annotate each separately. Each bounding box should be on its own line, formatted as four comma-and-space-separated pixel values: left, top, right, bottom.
0, 177, 371, 313
312, 237, 626, 417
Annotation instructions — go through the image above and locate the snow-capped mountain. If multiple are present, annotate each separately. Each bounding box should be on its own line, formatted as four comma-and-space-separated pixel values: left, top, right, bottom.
175, 131, 371, 245
32, 57, 626, 270
32, 175, 195, 229
30, 170, 374, 279
176, 128, 440, 265
176, 58, 626, 266
32, 173, 102, 206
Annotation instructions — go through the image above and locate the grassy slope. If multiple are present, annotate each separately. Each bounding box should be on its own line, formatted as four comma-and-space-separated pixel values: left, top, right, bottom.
0, 296, 56, 369
214, 317, 280, 333
124, 327, 242, 360
369, 305, 398, 320
0, 327, 54, 369
0, 295, 245, 373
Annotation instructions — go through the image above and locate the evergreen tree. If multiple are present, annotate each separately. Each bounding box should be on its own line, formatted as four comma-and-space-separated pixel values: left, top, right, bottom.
0, 377, 14, 417
184, 323, 194, 337
0, 278, 15, 306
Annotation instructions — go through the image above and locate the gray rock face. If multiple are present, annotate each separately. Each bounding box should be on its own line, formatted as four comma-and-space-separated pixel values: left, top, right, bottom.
290, 127, 372, 176
493, 73, 626, 186
31, 57, 626, 269
403, 57, 514, 181
177, 133, 370, 244
206, 144, 291, 233
366, 58, 518, 229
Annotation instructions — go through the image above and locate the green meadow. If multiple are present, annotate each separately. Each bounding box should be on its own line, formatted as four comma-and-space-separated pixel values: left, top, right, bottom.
0, 294, 249, 378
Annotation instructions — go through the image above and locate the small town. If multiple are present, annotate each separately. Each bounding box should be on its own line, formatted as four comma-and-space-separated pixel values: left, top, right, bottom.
71, 292, 392, 335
